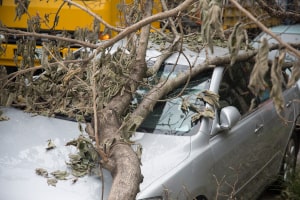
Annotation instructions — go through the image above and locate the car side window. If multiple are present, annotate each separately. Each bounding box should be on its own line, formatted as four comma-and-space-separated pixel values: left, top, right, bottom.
256, 65, 291, 104
219, 61, 291, 116
219, 62, 256, 115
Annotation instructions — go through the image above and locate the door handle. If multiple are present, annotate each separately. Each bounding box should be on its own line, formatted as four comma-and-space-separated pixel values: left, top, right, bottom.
254, 124, 264, 134
286, 100, 292, 108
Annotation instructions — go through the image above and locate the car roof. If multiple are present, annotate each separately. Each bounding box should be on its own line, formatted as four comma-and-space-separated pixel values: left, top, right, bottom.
269, 24, 300, 34
252, 23, 300, 62
102, 39, 230, 67
148, 45, 230, 66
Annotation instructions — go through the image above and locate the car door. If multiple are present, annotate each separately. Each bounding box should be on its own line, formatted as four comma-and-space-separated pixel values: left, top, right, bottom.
209, 62, 270, 199
256, 67, 298, 177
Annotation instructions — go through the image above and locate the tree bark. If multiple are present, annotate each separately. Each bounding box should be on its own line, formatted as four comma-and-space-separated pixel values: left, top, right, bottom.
97, 109, 142, 200
92, 1, 154, 200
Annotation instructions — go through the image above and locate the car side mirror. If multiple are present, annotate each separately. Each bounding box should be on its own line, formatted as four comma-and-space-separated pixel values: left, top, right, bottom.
219, 106, 241, 130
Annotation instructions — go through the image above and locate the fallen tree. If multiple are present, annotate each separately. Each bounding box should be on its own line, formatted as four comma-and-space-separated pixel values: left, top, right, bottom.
1, 0, 300, 199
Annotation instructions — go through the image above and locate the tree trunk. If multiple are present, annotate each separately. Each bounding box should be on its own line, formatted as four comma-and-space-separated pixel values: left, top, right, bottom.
96, 109, 142, 200
93, 1, 155, 199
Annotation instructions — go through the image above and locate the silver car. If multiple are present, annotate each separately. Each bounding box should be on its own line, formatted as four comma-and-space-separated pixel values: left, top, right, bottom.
1, 24, 300, 200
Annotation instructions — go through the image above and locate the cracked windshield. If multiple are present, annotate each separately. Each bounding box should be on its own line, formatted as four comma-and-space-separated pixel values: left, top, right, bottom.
137, 64, 212, 135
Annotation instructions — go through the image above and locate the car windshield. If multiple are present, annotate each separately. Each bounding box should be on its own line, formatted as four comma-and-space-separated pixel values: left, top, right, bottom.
136, 64, 212, 136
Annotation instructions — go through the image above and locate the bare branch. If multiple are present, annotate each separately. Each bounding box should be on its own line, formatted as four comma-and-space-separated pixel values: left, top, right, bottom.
256, 0, 300, 22
0, 27, 98, 49
90, 0, 196, 58
146, 0, 182, 76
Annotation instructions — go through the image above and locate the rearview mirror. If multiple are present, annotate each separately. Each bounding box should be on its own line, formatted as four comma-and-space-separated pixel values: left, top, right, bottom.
219, 106, 241, 130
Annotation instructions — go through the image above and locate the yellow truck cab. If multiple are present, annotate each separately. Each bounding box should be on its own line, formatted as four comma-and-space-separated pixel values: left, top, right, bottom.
0, 0, 130, 69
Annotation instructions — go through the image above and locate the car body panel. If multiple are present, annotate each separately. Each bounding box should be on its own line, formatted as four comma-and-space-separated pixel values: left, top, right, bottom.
0, 107, 113, 200
210, 110, 265, 198
0, 107, 193, 200
132, 132, 191, 193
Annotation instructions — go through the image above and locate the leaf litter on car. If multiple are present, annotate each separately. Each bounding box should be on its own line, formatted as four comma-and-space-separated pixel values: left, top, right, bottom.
0, 109, 9, 121
35, 134, 100, 186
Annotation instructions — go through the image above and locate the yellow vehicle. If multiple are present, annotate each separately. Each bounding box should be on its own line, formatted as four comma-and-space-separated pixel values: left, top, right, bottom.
222, 2, 281, 30
0, 0, 161, 69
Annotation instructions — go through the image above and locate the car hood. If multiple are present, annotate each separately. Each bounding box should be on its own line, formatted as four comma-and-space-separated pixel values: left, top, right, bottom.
0, 107, 112, 200
132, 132, 191, 192
0, 107, 191, 199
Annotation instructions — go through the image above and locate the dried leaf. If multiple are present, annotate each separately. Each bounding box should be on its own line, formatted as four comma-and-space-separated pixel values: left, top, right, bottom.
27, 16, 41, 32
197, 90, 220, 107
50, 170, 69, 180
0, 110, 9, 121
270, 50, 285, 114
78, 123, 83, 133
135, 144, 143, 164
180, 97, 190, 113
69, 154, 82, 163
248, 38, 269, 96
46, 139, 56, 151
14, 0, 30, 21
228, 22, 245, 66
66, 135, 98, 177
63, 68, 81, 85
35, 168, 48, 178
201, 0, 224, 53
47, 178, 58, 187
71, 169, 88, 177
122, 115, 144, 140
287, 59, 300, 88
191, 107, 215, 122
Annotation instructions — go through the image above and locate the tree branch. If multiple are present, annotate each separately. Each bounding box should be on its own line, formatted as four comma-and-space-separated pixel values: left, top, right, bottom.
90, 0, 196, 58
130, 42, 300, 126
229, 0, 300, 59
256, 0, 300, 22
0, 27, 98, 49
146, 0, 182, 76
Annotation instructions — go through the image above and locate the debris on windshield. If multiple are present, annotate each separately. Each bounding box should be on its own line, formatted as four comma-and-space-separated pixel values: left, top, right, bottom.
179, 89, 218, 123
35, 168, 49, 178
46, 139, 56, 151
197, 90, 220, 108
191, 107, 215, 122
0, 110, 9, 121
180, 97, 191, 113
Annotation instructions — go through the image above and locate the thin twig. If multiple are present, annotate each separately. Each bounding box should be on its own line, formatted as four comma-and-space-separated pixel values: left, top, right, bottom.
91, 52, 100, 148
0, 27, 98, 49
